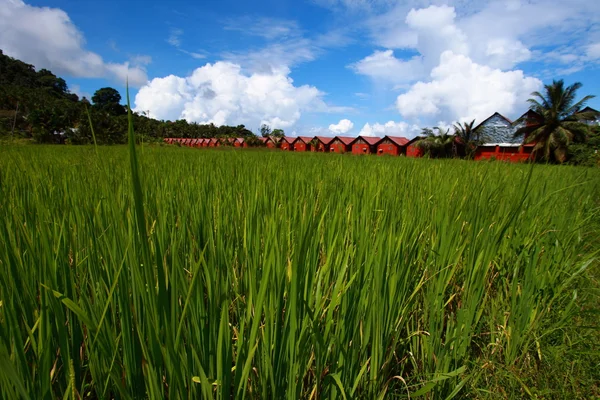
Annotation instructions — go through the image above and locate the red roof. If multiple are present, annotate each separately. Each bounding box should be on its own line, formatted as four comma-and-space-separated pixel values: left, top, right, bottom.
384, 136, 410, 146
259, 137, 268, 142
283, 136, 296, 144
295, 136, 314, 144
357, 136, 382, 145
334, 136, 355, 145
405, 136, 423, 146
315, 136, 335, 145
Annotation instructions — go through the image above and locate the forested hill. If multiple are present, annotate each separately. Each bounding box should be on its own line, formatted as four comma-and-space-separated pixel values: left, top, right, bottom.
0, 50, 261, 144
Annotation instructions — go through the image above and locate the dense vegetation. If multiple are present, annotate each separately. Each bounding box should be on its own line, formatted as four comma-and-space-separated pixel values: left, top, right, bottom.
0, 50, 263, 144
1, 142, 598, 398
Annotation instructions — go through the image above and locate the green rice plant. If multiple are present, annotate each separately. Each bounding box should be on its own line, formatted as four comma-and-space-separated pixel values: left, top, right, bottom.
0, 136, 598, 399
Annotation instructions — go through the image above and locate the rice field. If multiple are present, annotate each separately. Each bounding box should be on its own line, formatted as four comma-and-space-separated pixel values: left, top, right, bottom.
0, 143, 599, 399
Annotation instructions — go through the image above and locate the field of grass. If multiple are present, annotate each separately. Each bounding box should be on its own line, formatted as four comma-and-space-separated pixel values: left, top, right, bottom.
0, 144, 599, 399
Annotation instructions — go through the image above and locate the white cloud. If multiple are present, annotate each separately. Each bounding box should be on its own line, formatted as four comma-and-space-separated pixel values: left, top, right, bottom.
223, 38, 317, 74
134, 61, 331, 128
167, 28, 183, 47
329, 119, 354, 134
586, 43, 600, 59
350, 50, 423, 85
221, 18, 353, 74
359, 120, 420, 138
223, 16, 300, 40
396, 51, 542, 123
0, 0, 148, 87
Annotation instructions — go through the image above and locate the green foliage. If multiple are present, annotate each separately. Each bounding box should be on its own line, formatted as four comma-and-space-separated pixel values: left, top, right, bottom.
91, 87, 126, 116
0, 145, 598, 398
272, 128, 285, 139
0, 50, 262, 144
567, 125, 600, 166
454, 119, 484, 159
260, 123, 271, 137
518, 80, 595, 163
416, 127, 456, 158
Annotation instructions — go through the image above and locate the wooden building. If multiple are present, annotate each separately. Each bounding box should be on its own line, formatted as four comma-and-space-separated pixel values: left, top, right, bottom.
293, 136, 314, 152
280, 137, 295, 151
376, 136, 409, 156
351, 136, 381, 155
314, 136, 334, 152
329, 136, 354, 153
474, 143, 535, 162
406, 137, 424, 158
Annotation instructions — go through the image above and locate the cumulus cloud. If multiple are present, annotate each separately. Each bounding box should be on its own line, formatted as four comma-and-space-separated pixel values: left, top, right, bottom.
134, 61, 332, 128
329, 119, 354, 134
0, 0, 148, 87
396, 51, 541, 123
350, 50, 423, 85
359, 120, 420, 138
586, 43, 600, 59
350, 2, 565, 123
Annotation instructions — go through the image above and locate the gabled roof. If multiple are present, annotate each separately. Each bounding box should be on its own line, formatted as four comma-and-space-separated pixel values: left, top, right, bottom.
473, 112, 513, 132
294, 136, 314, 144
578, 106, 599, 114
261, 136, 279, 143
513, 109, 543, 126
333, 136, 355, 145
282, 136, 296, 144
405, 136, 423, 146
315, 136, 335, 145
352, 136, 381, 145
382, 136, 410, 146
235, 137, 245, 143
577, 107, 600, 120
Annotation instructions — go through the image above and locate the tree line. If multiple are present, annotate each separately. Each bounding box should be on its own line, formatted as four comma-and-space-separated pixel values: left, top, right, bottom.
0, 50, 271, 145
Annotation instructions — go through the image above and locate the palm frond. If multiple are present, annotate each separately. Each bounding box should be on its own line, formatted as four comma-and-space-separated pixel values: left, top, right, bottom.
565, 95, 596, 117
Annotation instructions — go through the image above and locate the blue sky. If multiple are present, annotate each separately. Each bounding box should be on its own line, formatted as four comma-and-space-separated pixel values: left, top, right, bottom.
1, 0, 599, 137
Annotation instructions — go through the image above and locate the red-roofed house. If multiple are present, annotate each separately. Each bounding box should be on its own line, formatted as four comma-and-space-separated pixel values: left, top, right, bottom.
351, 136, 381, 155
234, 138, 247, 147
314, 136, 334, 152
376, 136, 410, 156
280, 137, 295, 151
330, 136, 354, 153
293, 136, 314, 152
406, 137, 424, 158
259, 136, 278, 148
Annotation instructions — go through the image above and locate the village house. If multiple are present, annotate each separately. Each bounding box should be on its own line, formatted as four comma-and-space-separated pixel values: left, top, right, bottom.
351, 136, 381, 155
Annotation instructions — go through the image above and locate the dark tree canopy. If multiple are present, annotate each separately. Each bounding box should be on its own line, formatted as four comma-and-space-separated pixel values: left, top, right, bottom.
92, 87, 126, 116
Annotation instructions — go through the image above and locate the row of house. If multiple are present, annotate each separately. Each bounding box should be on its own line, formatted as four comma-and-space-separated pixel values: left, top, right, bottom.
164, 137, 248, 147
165, 108, 599, 162
167, 135, 427, 157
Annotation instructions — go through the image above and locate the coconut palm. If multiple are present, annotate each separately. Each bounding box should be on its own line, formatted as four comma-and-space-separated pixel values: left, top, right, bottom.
416, 127, 455, 158
516, 80, 595, 163
453, 119, 483, 159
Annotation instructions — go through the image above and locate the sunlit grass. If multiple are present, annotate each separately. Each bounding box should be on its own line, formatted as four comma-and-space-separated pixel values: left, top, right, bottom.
0, 141, 598, 398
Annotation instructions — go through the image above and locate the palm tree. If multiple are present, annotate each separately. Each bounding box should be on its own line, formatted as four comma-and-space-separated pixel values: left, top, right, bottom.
453, 119, 483, 159
516, 80, 595, 163
416, 127, 455, 158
